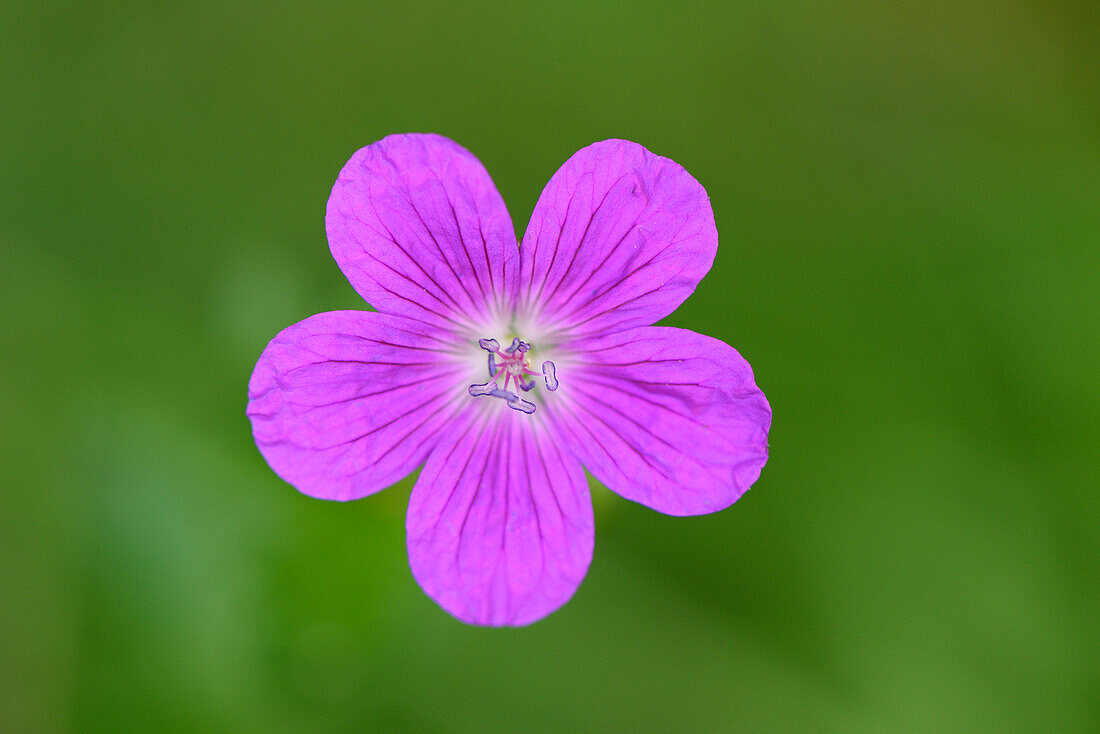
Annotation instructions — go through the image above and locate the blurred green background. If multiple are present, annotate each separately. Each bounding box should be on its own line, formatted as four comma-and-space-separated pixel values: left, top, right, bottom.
2, 1, 1097, 731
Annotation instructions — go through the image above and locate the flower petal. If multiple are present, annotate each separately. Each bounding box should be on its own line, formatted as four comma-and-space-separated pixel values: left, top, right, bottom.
326, 133, 519, 330
247, 310, 468, 501
407, 411, 594, 626
551, 327, 770, 516
519, 139, 717, 337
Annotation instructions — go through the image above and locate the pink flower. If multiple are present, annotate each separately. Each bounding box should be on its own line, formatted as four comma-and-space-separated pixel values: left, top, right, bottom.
247, 134, 771, 625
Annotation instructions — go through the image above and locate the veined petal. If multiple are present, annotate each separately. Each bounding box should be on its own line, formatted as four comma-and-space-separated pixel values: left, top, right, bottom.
326, 134, 519, 330
519, 140, 716, 337
551, 327, 770, 516
407, 410, 594, 626
247, 311, 468, 501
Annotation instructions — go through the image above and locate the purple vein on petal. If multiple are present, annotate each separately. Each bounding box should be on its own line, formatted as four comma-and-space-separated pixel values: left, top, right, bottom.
439, 182, 491, 311
552, 399, 645, 484
402, 193, 483, 317
322, 391, 467, 487
337, 212, 474, 329
304, 384, 463, 452
475, 217, 500, 316
523, 187, 574, 317
568, 379, 700, 446
500, 418, 512, 551
540, 279, 675, 339
556, 242, 662, 321
527, 175, 626, 318
361, 199, 472, 317
367, 145, 479, 319
456, 416, 505, 567
345, 208, 458, 306
433, 411, 493, 538
544, 206, 645, 321
520, 428, 546, 585
285, 369, 460, 410
532, 436, 567, 524
564, 379, 744, 496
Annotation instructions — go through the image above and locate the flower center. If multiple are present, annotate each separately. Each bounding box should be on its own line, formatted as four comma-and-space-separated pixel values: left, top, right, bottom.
468, 337, 558, 414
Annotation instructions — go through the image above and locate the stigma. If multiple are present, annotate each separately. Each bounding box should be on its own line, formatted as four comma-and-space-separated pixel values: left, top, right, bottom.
468, 337, 558, 414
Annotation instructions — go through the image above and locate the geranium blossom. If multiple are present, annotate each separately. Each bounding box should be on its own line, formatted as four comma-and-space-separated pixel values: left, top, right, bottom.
247, 134, 771, 626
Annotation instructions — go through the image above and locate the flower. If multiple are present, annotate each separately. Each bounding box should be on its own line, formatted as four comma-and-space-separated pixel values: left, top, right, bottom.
247, 134, 771, 626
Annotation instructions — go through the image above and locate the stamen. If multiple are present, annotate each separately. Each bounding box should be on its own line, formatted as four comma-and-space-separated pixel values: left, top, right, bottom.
468, 381, 498, 398
505, 337, 531, 354
541, 360, 558, 391
468, 336, 559, 414
503, 391, 536, 414
467, 382, 535, 413
478, 338, 499, 377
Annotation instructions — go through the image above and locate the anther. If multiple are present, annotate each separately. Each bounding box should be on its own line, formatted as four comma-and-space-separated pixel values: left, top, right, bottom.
542, 361, 558, 391
505, 337, 531, 354
468, 381, 497, 398
477, 338, 500, 377
503, 391, 536, 414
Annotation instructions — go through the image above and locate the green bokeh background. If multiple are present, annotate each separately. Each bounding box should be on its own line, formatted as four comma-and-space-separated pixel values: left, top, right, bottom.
3, 1, 1097, 731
